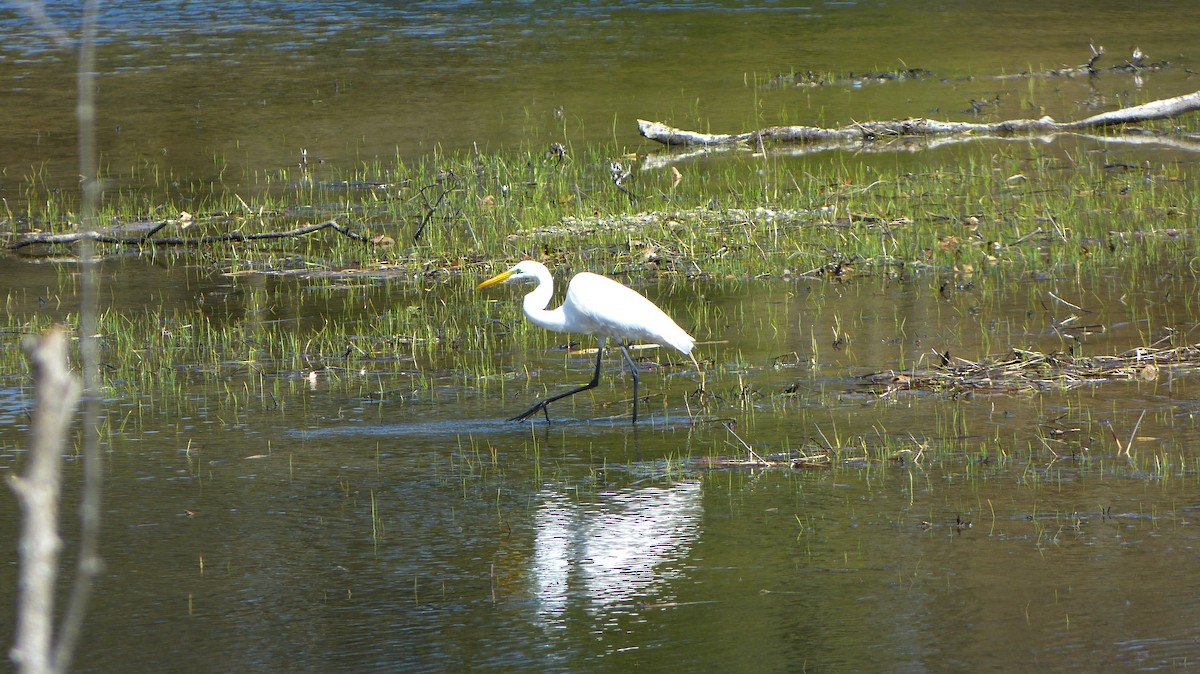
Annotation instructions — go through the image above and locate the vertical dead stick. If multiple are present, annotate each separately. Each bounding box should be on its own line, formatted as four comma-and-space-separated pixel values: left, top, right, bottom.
53, 0, 105, 671
9, 328, 81, 674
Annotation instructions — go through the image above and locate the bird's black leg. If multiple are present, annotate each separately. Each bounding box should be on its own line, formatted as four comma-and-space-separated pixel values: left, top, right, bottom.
510, 338, 607, 423
617, 342, 641, 425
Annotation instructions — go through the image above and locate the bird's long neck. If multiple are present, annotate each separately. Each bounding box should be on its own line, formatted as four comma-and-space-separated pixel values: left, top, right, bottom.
522, 271, 571, 334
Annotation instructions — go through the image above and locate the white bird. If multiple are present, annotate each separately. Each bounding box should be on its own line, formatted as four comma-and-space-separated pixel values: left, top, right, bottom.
477, 260, 697, 425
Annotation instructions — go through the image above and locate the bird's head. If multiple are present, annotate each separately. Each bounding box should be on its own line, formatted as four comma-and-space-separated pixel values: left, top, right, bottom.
477, 261, 545, 290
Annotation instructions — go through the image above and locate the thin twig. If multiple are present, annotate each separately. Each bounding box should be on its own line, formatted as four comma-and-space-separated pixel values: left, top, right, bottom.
1047, 291, 1086, 312
16, 0, 72, 48
1123, 409, 1147, 458
722, 422, 771, 465
412, 183, 452, 242
53, 0, 103, 670
1010, 227, 1046, 247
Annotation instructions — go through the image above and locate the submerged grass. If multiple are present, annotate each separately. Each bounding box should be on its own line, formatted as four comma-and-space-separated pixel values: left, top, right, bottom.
5, 134, 1198, 282
3, 124, 1200, 479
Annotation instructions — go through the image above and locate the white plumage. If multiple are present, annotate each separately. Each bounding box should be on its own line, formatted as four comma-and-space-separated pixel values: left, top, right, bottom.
478, 260, 696, 424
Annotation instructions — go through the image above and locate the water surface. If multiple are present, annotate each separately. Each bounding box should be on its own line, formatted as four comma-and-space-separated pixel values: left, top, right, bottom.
3, 2, 1200, 672
3, 0, 1198, 205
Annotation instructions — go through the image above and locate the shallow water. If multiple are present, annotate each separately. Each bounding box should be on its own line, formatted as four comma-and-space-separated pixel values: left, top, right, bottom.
3, 0, 1199, 206
5, 257, 1200, 672
4, 1, 1200, 673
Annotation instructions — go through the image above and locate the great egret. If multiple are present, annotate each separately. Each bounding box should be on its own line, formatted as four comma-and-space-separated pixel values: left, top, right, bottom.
477, 260, 697, 424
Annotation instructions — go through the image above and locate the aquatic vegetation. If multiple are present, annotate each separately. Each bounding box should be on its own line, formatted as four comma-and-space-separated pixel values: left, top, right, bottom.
3, 132, 1196, 286
2, 118, 1199, 487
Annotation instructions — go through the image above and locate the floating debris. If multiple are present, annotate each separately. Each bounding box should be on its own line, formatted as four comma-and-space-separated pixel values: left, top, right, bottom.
861, 343, 1192, 396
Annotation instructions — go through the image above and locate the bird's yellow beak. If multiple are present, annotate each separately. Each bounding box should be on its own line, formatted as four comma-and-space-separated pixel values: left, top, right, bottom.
477, 268, 516, 290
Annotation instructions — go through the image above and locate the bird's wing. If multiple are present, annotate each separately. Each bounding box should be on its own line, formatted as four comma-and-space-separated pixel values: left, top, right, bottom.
564, 273, 694, 354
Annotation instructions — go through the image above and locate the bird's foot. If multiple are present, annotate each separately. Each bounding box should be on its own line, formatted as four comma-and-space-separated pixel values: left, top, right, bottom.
509, 401, 552, 424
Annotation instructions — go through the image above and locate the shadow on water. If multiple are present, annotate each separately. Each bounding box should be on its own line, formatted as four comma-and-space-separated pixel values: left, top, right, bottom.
289, 415, 706, 439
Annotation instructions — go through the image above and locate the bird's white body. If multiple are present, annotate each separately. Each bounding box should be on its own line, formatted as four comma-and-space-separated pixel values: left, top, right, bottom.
477, 260, 696, 424
522, 268, 694, 355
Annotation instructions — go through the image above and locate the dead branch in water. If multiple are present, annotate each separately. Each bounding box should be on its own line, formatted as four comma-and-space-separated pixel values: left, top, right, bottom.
639, 88, 1200, 151
996, 44, 1167, 80
6, 219, 384, 251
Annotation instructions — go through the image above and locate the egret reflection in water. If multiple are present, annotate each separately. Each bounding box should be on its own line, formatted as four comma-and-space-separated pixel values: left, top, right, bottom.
529, 481, 703, 625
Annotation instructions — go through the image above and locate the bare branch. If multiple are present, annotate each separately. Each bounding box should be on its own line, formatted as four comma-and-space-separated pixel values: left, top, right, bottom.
54, 1, 103, 670
15, 1, 72, 48
8, 329, 81, 674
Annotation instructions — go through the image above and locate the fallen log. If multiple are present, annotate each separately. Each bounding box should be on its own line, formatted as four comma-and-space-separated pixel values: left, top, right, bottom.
6, 219, 379, 251
638, 89, 1200, 149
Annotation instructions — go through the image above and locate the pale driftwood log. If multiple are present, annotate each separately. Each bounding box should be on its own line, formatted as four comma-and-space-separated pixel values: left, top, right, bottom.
639, 128, 1200, 171
638, 89, 1200, 148
9, 328, 81, 674
1063, 90, 1200, 128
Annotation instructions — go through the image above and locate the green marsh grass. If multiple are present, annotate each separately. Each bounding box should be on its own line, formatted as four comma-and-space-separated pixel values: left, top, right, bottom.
4, 124, 1200, 485
7, 133, 1195, 284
